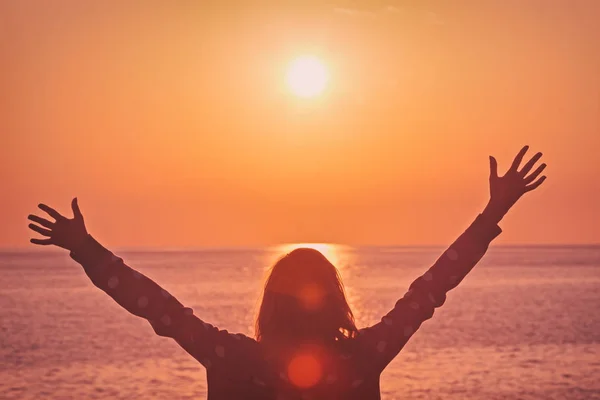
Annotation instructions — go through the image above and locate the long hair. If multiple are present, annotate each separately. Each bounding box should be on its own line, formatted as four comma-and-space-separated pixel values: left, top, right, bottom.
255, 248, 358, 344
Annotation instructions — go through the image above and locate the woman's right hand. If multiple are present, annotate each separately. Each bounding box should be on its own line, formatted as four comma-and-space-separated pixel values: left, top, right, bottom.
28, 198, 89, 252
484, 145, 547, 224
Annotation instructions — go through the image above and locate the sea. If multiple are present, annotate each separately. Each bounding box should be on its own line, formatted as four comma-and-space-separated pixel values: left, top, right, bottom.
1, 245, 599, 399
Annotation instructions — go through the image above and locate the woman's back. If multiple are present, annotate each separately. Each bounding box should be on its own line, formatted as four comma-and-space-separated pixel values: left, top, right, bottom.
204, 337, 383, 399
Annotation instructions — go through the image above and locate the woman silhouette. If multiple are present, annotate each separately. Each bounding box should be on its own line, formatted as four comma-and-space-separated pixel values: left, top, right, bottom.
28, 146, 546, 399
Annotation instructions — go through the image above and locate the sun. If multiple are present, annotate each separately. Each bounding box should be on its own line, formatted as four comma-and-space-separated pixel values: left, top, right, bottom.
286, 56, 329, 98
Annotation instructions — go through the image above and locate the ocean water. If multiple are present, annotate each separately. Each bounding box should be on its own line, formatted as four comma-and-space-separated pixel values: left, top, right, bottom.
1, 245, 599, 400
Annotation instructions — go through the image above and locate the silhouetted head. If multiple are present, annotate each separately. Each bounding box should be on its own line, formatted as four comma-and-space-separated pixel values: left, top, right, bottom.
256, 248, 358, 344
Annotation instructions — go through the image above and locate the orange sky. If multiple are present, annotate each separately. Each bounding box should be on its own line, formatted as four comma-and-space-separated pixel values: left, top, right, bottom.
2, 1, 599, 248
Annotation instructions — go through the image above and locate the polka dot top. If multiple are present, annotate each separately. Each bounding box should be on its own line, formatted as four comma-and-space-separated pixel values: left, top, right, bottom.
70, 214, 501, 399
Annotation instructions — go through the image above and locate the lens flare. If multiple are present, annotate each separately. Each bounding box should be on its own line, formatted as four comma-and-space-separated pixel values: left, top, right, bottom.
298, 283, 326, 311
287, 352, 323, 388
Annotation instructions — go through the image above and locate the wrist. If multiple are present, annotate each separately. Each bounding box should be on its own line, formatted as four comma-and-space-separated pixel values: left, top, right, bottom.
482, 200, 506, 224
68, 233, 91, 253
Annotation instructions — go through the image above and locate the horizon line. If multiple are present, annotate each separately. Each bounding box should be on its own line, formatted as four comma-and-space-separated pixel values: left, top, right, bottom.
2, 242, 599, 253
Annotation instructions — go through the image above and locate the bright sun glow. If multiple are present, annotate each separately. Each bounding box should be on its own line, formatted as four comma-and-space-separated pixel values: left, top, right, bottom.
286, 56, 329, 98
270, 243, 343, 267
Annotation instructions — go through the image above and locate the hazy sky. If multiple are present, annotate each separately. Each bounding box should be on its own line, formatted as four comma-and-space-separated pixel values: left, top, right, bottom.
2, 1, 599, 248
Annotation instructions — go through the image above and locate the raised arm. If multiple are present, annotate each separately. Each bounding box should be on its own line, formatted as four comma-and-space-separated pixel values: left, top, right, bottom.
357, 146, 547, 371
27, 200, 260, 378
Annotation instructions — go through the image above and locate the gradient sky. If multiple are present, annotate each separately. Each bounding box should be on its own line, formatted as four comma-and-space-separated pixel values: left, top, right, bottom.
2, 1, 599, 248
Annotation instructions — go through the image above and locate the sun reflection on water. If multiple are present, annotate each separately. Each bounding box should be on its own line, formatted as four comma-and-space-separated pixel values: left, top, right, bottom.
269, 243, 346, 267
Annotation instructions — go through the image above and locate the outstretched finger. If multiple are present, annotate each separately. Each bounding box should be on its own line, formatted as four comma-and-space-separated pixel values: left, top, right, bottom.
28, 214, 54, 228
510, 145, 529, 172
38, 204, 63, 221
519, 152, 543, 177
28, 223, 52, 237
525, 176, 547, 192
489, 156, 498, 179
31, 238, 52, 246
71, 198, 83, 220
524, 163, 547, 184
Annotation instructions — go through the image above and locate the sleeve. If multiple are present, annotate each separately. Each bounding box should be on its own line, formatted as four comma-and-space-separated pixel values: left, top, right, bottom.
355, 213, 502, 372
70, 235, 261, 379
